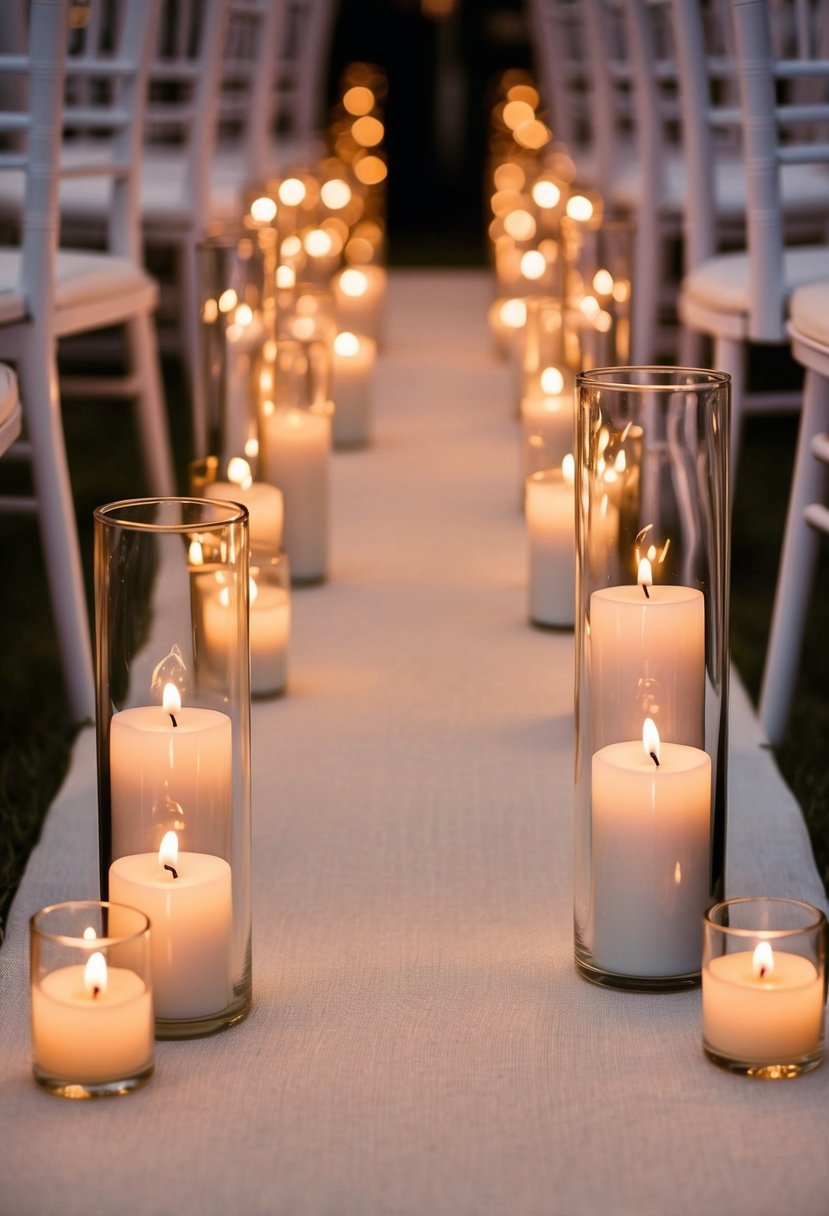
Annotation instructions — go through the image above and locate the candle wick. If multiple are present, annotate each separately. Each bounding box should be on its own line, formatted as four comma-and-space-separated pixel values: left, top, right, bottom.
164, 863, 179, 880
650, 751, 660, 768
642, 584, 650, 600
92, 986, 101, 999
169, 712, 178, 728
759, 965, 766, 979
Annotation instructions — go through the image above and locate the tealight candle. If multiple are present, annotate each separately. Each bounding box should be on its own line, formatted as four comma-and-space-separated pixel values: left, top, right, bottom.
202, 571, 290, 697
590, 555, 705, 749
109, 682, 232, 861
204, 456, 284, 552
520, 389, 574, 486
525, 456, 575, 628
702, 898, 826, 1077
487, 296, 526, 360
109, 831, 232, 1023
591, 719, 711, 978
30, 902, 154, 1098
331, 330, 377, 448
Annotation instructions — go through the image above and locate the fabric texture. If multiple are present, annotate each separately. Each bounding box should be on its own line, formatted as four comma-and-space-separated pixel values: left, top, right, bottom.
0, 270, 826, 1216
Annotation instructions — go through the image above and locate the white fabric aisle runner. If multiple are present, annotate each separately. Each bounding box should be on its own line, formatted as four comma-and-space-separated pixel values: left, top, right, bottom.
0, 270, 827, 1216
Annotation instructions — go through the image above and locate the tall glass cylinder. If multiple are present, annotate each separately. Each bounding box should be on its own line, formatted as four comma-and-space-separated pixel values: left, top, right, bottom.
574, 368, 730, 990
94, 498, 251, 1037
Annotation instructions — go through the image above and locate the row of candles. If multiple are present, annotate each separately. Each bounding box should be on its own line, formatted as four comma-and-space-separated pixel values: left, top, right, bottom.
487, 70, 826, 1077
29, 62, 394, 1096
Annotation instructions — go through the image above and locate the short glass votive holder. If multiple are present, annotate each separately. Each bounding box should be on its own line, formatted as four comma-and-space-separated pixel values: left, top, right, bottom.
703, 898, 827, 1078
30, 901, 154, 1098
574, 367, 730, 991
94, 498, 252, 1038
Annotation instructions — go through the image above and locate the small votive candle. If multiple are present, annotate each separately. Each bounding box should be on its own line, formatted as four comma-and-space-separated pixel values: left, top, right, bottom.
702, 897, 827, 1078
30, 901, 154, 1099
525, 456, 575, 628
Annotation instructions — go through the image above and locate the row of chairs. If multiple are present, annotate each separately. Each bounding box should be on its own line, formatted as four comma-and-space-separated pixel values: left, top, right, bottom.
0, 0, 336, 722
529, 0, 829, 745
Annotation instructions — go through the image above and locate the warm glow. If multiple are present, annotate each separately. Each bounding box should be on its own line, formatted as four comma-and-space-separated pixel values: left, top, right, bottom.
234, 303, 253, 328
162, 682, 182, 713
83, 926, 96, 942
352, 115, 384, 147
84, 952, 108, 998
249, 195, 277, 224
507, 83, 540, 108
321, 178, 352, 209
493, 162, 524, 191
637, 557, 654, 591
594, 310, 612, 333
281, 234, 303, 259
202, 298, 218, 324
753, 940, 775, 979
343, 85, 374, 116
278, 178, 306, 206
218, 288, 238, 313
520, 250, 546, 281
540, 366, 564, 395
244, 437, 259, 459
532, 179, 561, 209
514, 119, 551, 150
593, 269, 614, 296
562, 453, 575, 485
304, 228, 332, 257
276, 265, 296, 289
339, 268, 368, 298
227, 456, 253, 489
291, 316, 316, 341
158, 830, 179, 871
566, 194, 594, 221
503, 99, 535, 131
334, 331, 360, 357
189, 540, 204, 566
642, 717, 661, 764
579, 295, 600, 319
353, 154, 387, 185
615, 450, 626, 473
503, 208, 536, 241
499, 297, 526, 328
345, 236, 374, 264
613, 279, 631, 303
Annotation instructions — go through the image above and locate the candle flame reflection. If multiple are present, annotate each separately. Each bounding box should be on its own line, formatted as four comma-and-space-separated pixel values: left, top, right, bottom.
753, 940, 774, 979
84, 951, 108, 998
83, 926, 97, 941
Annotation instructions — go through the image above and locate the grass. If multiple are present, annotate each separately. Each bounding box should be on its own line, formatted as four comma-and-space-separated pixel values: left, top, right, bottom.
0, 323, 827, 942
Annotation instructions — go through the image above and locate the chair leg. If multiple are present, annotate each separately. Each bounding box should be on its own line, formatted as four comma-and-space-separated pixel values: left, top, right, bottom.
180, 237, 207, 459
17, 332, 95, 723
630, 217, 658, 365
712, 334, 746, 493
759, 367, 829, 746
125, 312, 175, 497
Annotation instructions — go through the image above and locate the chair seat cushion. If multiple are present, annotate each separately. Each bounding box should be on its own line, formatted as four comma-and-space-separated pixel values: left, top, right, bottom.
0, 247, 157, 327
789, 280, 829, 347
681, 245, 829, 315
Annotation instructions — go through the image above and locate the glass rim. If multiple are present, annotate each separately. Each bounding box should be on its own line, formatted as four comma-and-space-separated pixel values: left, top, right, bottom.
94, 496, 249, 533
576, 366, 731, 392
705, 896, 827, 939
31, 900, 150, 947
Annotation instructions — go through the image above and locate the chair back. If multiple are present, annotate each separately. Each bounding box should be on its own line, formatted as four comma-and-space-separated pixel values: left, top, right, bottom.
270, 0, 337, 164
528, 0, 595, 158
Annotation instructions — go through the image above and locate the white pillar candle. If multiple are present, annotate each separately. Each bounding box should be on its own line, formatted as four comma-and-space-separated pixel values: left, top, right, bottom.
109, 684, 232, 861
31, 954, 153, 1084
591, 720, 711, 977
526, 457, 575, 628
703, 943, 824, 1063
109, 833, 232, 1021
333, 265, 386, 346
259, 405, 330, 583
204, 457, 284, 553
203, 576, 290, 697
520, 389, 574, 483
331, 330, 377, 448
487, 296, 526, 360
590, 563, 705, 749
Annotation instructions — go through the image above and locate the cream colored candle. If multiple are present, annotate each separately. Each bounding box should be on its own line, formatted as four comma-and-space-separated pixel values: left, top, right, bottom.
590, 563, 705, 749
520, 388, 574, 483
203, 576, 290, 697
331, 331, 376, 448
526, 457, 575, 628
591, 720, 711, 977
204, 457, 284, 552
31, 954, 153, 1083
109, 833, 232, 1021
703, 943, 824, 1063
487, 296, 526, 360
333, 265, 386, 345
109, 684, 232, 861
259, 405, 330, 583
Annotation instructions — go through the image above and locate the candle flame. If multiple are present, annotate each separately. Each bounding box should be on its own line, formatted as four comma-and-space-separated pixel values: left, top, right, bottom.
189, 540, 204, 567
249, 575, 259, 605
249, 195, 276, 224
84, 951, 108, 998
753, 940, 774, 979
562, 453, 575, 485
227, 456, 253, 490
334, 331, 360, 357
674, 862, 682, 885
642, 717, 660, 765
540, 366, 564, 396
339, 268, 368, 298
158, 830, 179, 871
638, 557, 653, 592
162, 682, 182, 713
275, 265, 295, 289
278, 177, 306, 206
83, 925, 97, 941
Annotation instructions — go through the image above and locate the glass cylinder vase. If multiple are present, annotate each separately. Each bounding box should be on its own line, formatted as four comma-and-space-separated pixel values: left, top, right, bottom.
94, 498, 252, 1038
574, 367, 730, 990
